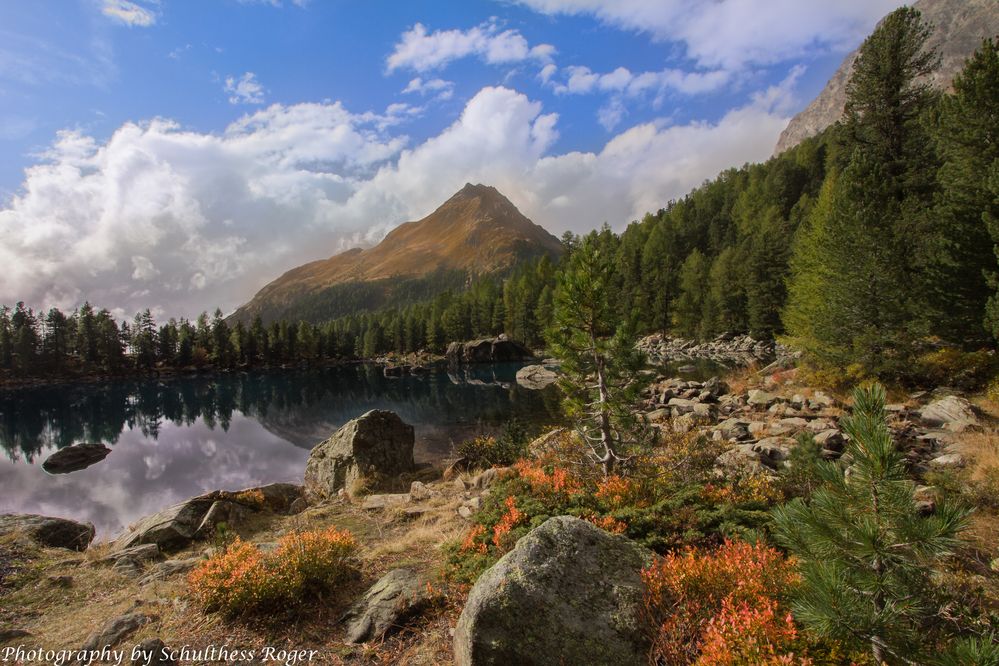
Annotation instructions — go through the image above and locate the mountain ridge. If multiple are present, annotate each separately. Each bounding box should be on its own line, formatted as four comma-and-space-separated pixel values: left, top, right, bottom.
231, 184, 563, 324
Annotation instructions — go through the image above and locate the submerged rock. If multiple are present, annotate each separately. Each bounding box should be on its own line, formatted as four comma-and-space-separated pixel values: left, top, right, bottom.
454, 515, 652, 666
0, 513, 95, 551
41, 443, 111, 474
303, 410, 415, 502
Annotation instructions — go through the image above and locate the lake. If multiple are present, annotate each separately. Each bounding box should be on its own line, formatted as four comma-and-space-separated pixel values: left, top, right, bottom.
0, 363, 562, 539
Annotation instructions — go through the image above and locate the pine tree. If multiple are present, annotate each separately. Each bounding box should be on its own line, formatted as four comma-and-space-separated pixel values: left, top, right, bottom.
674, 249, 709, 339
934, 38, 999, 341
771, 383, 969, 664
783, 7, 941, 376
545, 230, 649, 475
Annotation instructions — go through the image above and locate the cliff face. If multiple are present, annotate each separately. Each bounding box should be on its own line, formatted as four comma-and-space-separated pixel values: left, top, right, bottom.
774, 0, 999, 155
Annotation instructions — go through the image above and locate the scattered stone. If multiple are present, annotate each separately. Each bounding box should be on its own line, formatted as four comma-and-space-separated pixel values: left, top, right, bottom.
343, 569, 434, 643
929, 453, 964, 467
472, 467, 512, 490
95, 543, 162, 569
361, 494, 411, 510
194, 500, 253, 539
113, 496, 218, 552
139, 558, 202, 585
813, 430, 845, 452
715, 445, 770, 475
81, 613, 156, 652
304, 410, 415, 502
645, 408, 670, 423
0, 513, 95, 551
515, 364, 558, 390
747, 389, 778, 408
409, 481, 432, 502
41, 443, 111, 474
920, 396, 979, 433
458, 505, 474, 520
0, 629, 31, 642
454, 516, 652, 666
668, 397, 698, 415
288, 497, 308, 515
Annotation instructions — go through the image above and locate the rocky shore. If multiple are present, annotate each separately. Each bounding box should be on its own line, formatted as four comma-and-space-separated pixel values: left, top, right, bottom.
637, 332, 796, 368
0, 369, 988, 663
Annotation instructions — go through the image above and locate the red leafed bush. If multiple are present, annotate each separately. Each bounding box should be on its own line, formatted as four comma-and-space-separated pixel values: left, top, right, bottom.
643, 539, 808, 665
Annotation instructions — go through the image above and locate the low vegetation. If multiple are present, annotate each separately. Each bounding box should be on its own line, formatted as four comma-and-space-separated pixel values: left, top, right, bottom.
188, 527, 357, 617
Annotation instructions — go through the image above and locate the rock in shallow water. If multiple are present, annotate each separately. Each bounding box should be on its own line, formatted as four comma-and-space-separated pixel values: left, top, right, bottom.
454, 515, 652, 666
41, 443, 111, 474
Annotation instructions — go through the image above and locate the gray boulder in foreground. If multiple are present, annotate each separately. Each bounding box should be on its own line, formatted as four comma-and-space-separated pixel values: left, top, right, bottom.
0, 513, 96, 551
304, 410, 415, 502
342, 568, 433, 643
454, 515, 653, 666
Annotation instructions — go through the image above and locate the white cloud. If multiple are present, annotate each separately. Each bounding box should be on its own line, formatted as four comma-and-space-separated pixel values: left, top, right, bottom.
0, 79, 797, 319
551, 64, 731, 97
386, 19, 555, 72
224, 72, 266, 105
402, 77, 455, 100
515, 0, 906, 71
101, 0, 158, 27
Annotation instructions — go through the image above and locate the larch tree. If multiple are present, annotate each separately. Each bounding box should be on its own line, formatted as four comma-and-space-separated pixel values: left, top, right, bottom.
545, 227, 649, 475
783, 7, 942, 376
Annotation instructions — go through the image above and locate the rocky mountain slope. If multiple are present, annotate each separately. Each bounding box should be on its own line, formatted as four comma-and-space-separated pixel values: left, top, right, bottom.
774, 0, 999, 155
231, 184, 563, 324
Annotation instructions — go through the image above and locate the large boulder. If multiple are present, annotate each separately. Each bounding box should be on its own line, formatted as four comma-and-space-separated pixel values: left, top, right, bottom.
41, 443, 111, 474
454, 516, 653, 666
446, 336, 534, 365
0, 513, 96, 551
303, 410, 415, 502
342, 568, 433, 643
113, 484, 303, 552
920, 396, 979, 432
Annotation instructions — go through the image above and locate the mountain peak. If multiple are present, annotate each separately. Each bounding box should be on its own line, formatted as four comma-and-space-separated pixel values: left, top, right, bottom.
230, 184, 563, 323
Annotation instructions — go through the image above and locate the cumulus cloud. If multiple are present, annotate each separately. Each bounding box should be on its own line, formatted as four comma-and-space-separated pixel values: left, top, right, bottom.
224, 72, 266, 105
0, 79, 797, 319
402, 77, 455, 100
515, 0, 906, 71
552, 64, 730, 97
386, 19, 555, 72
101, 0, 158, 27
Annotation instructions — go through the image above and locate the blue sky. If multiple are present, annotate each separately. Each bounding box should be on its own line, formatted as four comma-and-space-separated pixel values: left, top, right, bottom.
0, 0, 905, 319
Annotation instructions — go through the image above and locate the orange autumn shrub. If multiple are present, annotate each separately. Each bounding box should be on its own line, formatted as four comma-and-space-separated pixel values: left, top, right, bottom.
583, 513, 628, 534
595, 474, 646, 509
492, 496, 527, 548
460, 524, 488, 555
697, 598, 810, 666
513, 460, 583, 496
188, 527, 357, 616
643, 539, 804, 665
